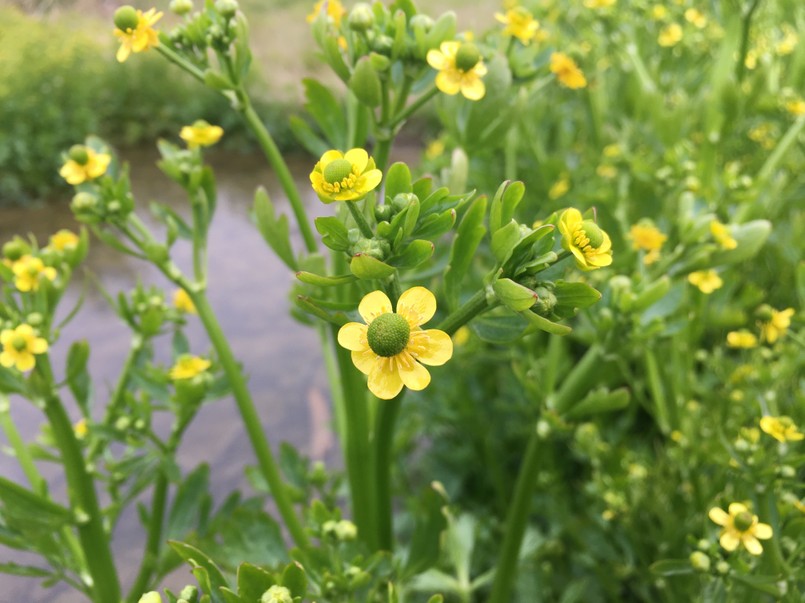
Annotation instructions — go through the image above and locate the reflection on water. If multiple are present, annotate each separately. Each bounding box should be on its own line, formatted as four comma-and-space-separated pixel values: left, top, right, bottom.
0, 148, 335, 602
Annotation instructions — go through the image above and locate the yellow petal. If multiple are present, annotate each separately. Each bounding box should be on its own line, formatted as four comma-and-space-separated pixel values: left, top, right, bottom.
60, 162, 85, 185
338, 322, 368, 351
16, 325, 34, 338
719, 531, 740, 551
708, 507, 729, 526
408, 329, 453, 366
440, 41, 459, 57
474, 62, 488, 77
30, 337, 48, 354
16, 352, 35, 372
368, 358, 404, 400
426, 49, 448, 70
742, 535, 763, 555
461, 77, 486, 101
358, 169, 383, 194
753, 522, 773, 540
319, 150, 344, 170
396, 287, 437, 328
0, 330, 11, 345
351, 348, 377, 375
0, 352, 14, 368
344, 148, 369, 173
397, 353, 431, 391
359, 290, 393, 323
116, 43, 131, 63
728, 502, 748, 516
435, 71, 462, 95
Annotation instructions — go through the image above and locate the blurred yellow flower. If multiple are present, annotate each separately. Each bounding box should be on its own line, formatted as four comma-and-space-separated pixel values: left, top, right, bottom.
559, 208, 613, 271
758, 307, 794, 343
424, 139, 445, 160
48, 230, 80, 252
785, 99, 805, 116
452, 326, 471, 347
310, 148, 382, 203
684, 8, 707, 29
709, 503, 772, 555
12, 255, 57, 292
180, 121, 224, 148
710, 220, 737, 250
548, 176, 570, 200
170, 355, 211, 380
628, 221, 667, 265
306, 0, 346, 26
726, 330, 757, 349
775, 28, 798, 56
584, 0, 616, 7
596, 164, 617, 179
603, 143, 622, 158
59, 147, 111, 185
337, 287, 453, 400
760, 416, 804, 443
0, 324, 48, 372
550, 52, 587, 89
651, 5, 668, 20
427, 42, 487, 101
74, 418, 88, 440
173, 288, 197, 314
688, 270, 722, 294
495, 7, 540, 45
113, 7, 163, 63
658, 23, 683, 47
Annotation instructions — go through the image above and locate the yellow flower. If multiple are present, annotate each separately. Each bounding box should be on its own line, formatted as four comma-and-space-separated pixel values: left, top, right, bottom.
684, 8, 708, 29
550, 52, 587, 89
169, 355, 211, 380
427, 41, 487, 101
424, 139, 445, 160
180, 121, 224, 149
708, 503, 772, 555
452, 325, 471, 347
650, 5, 668, 20
710, 220, 737, 250
688, 270, 722, 294
775, 28, 798, 56
59, 147, 111, 185
758, 307, 795, 343
337, 287, 453, 400
628, 221, 667, 265
658, 23, 683, 47
306, 0, 346, 27
785, 99, 805, 116
726, 330, 758, 349
596, 164, 617, 179
548, 176, 570, 200
0, 324, 48, 372
12, 255, 57, 292
113, 7, 163, 63
494, 7, 540, 45
310, 148, 382, 203
173, 288, 197, 314
760, 416, 804, 443
603, 143, 622, 158
558, 208, 613, 271
48, 230, 80, 252
74, 418, 88, 440
584, 0, 616, 8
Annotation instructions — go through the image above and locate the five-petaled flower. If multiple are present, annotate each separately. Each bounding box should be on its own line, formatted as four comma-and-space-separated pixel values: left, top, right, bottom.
306, 0, 346, 27
0, 324, 48, 372
688, 270, 722, 294
170, 355, 211, 380
427, 41, 488, 101
12, 255, 57, 292
628, 221, 667, 265
760, 416, 804, 443
757, 306, 794, 343
658, 23, 683, 47
338, 287, 453, 400
180, 121, 224, 149
559, 208, 613, 271
550, 52, 587, 89
494, 7, 540, 45
708, 503, 772, 555
59, 146, 111, 185
48, 230, 80, 252
310, 148, 382, 203
113, 6, 163, 63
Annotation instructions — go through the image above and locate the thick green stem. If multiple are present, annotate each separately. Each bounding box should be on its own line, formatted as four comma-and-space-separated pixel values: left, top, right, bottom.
38, 356, 121, 603
189, 291, 309, 550
346, 200, 375, 239
487, 422, 542, 603
156, 45, 206, 83
374, 393, 403, 551
552, 345, 603, 414
125, 473, 168, 603
437, 289, 492, 336
390, 86, 439, 130
239, 96, 318, 254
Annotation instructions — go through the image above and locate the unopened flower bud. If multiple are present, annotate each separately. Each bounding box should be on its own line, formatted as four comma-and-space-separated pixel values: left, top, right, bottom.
2, 239, 27, 261
533, 284, 557, 316
215, 0, 238, 18
348, 3, 374, 31
754, 304, 774, 322
689, 551, 710, 572
26, 313, 44, 327
409, 14, 434, 32
391, 193, 417, 212
372, 34, 394, 55
137, 592, 163, 603
349, 57, 382, 108
715, 560, 730, 575
261, 585, 292, 603
178, 585, 198, 603
170, 0, 194, 15
368, 51, 391, 72
114, 6, 139, 31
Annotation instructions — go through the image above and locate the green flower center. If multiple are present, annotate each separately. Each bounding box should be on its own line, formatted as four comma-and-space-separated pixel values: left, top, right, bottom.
114, 5, 140, 31
733, 511, 754, 532
455, 43, 481, 72
11, 335, 28, 352
367, 313, 410, 357
580, 220, 604, 248
68, 145, 90, 165
323, 159, 355, 185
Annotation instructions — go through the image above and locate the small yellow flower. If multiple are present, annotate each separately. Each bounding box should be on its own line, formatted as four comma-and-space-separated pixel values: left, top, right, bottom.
74, 418, 88, 440
758, 307, 795, 343
760, 416, 804, 443
558, 208, 613, 271
59, 147, 111, 185
708, 503, 772, 555
427, 41, 487, 101
306, 0, 346, 27
603, 143, 622, 158
337, 287, 453, 400
548, 176, 570, 200
710, 220, 737, 250
48, 230, 80, 252
785, 99, 805, 116
180, 121, 224, 149
596, 164, 617, 179
550, 52, 587, 89
726, 330, 758, 349
452, 325, 471, 346
169, 355, 211, 380
684, 8, 708, 29
775, 28, 798, 56
0, 324, 48, 372
658, 23, 683, 47
173, 288, 197, 314
628, 221, 667, 265
12, 255, 57, 292
584, 0, 616, 8
310, 148, 382, 203
688, 270, 722, 294
651, 5, 668, 20
494, 7, 540, 45
424, 139, 445, 160
113, 6, 163, 63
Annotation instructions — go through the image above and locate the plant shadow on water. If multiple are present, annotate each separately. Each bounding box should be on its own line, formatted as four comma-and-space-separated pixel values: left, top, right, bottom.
0, 147, 335, 602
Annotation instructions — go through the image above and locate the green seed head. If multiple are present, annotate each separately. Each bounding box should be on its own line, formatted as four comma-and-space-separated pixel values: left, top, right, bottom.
68, 145, 90, 165
455, 43, 481, 72
12, 335, 28, 352
581, 220, 605, 248
114, 6, 139, 31
323, 158, 354, 184
367, 313, 410, 357
733, 511, 754, 532
170, 0, 194, 15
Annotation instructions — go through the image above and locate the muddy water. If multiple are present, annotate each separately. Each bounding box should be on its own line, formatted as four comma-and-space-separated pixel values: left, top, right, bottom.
0, 148, 339, 602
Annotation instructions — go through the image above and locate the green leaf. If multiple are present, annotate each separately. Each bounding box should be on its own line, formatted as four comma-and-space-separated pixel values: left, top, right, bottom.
219, 587, 243, 603
315, 217, 351, 252
403, 484, 448, 578
253, 187, 297, 270
564, 387, 630, 419
237, 562, 277, 601
389, 239, 434, 270
489, 180, 525, 234
471, 308, 528, 343
385, 162, 413, 199
491, 220, 522, 264
553, 281, 602, 318
303, 78, 346, 148
521, 310, 572, 336
296, 272, 357, 287
203, 69, 235, 91
289, 116, 329, 157
150, 202, 193, 243
281, 562, 307, 598
0, 476, 73, 529
65, 340, 91, 414
169, 541, 229, 603
208, 502, 288, 569
631, 276, 671, 312
413, 209, 456, 239
710, 220, 771, 266
492, 278, 537, 311
649, 559, 695, 577
427, 596, 445, 603
350, 254, 396, 279
445, 197, 487, 309
731, 573, 784, 596
0, 563, 52, 578
0, 368, 27, 395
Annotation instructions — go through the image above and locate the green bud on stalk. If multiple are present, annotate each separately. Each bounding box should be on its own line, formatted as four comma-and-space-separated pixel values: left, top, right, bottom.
114, 6, 139, 31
